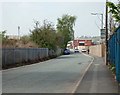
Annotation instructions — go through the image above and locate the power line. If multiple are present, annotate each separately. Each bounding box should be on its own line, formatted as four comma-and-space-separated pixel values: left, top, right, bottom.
95, 15, 111, 31
96, 14, 105, 27
91, 13, 104, 29
94, 21, 101, 30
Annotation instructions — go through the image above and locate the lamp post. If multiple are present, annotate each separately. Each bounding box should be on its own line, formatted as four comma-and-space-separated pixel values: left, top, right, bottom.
91, 13, 104, 44
91, 13, 104, 29
91, 8, 108, 65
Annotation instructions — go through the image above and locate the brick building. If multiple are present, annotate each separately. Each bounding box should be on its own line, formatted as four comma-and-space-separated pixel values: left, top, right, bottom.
67, 38, 93, 51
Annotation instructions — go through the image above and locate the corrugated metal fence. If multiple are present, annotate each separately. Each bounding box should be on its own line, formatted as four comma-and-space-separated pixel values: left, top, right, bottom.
108, 26, 120, 83
2, 48, 63, 66
2, 48, 49, 65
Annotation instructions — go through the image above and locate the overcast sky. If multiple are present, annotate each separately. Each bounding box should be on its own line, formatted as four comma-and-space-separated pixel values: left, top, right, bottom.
0, 0, 118, 38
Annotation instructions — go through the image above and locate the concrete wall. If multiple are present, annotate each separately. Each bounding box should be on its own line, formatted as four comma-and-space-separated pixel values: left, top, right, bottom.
89, 44, 105, 57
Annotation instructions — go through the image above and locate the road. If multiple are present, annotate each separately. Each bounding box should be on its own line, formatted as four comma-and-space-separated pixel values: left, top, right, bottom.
2, 53, 92, 93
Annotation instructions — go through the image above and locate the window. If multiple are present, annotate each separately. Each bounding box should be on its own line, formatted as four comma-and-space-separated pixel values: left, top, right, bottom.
79, 42, 85, 46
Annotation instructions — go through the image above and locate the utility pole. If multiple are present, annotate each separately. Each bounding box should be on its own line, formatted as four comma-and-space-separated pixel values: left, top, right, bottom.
105, 0, 108, 65
18, 26, 20, 40
34, 20, 39, 29
35, 21, 39, 28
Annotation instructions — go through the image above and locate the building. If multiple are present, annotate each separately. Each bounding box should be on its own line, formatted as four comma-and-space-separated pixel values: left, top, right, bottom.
67, 38, 93, 51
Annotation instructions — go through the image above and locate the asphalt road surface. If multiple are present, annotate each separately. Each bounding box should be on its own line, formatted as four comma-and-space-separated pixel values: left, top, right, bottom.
2, 53, 92, 93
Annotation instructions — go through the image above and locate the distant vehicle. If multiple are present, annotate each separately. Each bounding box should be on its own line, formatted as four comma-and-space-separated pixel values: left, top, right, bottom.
63, 49, 70, 55
74, 48, 79, 53
81, 49, 87, 52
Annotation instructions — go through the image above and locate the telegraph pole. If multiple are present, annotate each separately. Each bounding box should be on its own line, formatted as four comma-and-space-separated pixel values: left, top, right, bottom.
18, 26, 20, 40
105, 0, 108, 65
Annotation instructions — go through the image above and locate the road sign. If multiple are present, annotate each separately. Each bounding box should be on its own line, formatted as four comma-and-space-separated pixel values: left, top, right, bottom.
101, 29, 106, 39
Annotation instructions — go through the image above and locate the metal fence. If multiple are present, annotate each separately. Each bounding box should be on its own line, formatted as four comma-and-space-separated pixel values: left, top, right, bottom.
108, 26, 120, 83
48, 48, 63, 57
2, 48, 48, 65
0, 48, 2, 69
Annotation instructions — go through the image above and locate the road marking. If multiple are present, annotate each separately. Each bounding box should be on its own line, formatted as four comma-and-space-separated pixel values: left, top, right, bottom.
94, 64, 100, 66
82, 53, 92, 58
71, 54, 94, 93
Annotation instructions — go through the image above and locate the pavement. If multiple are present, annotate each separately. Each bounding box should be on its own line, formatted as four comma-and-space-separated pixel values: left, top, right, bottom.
75, 55, 120, 93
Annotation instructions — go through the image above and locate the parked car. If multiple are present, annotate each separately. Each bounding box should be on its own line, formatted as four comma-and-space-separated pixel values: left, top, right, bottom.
81, 49, 87, 52
74, 48, 79, 53
63, 49, 70, 55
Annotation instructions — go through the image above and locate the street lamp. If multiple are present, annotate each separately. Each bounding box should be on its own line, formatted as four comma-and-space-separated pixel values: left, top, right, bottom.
91, 13, 104, 29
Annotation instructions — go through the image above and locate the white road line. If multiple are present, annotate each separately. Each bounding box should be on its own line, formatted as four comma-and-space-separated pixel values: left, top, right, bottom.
71, 54, 94, 93
82, 53, 92, 58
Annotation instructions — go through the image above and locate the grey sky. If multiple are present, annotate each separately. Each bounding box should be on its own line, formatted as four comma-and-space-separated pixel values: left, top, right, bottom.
1, 1, 115, 37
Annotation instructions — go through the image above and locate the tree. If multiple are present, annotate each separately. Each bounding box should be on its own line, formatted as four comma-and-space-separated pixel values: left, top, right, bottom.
20, 35, 30, 44
30, 20, 57, 50
109, 13, 116, 33
0, 31, 16, 48
107, 1, 120, 23
55, 32, 64, 48
56, 14, 76, 48
0, 31, 8, 44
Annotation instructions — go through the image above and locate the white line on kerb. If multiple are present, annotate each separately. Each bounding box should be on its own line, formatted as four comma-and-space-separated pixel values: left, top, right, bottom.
71, 54, 94, 93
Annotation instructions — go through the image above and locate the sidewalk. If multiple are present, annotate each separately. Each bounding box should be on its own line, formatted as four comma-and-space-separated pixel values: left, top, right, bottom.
75, 56, 120, 93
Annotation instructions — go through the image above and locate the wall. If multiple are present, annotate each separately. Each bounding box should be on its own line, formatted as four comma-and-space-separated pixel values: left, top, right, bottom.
73, 40, 92, 47
89, 44, 105, 57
